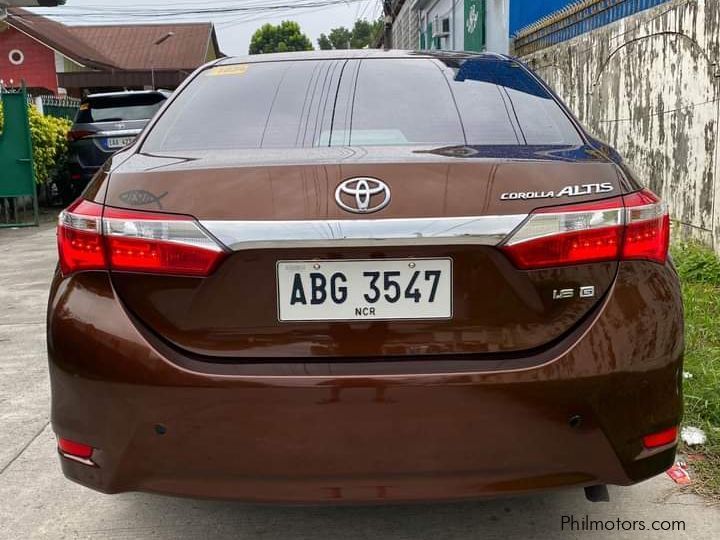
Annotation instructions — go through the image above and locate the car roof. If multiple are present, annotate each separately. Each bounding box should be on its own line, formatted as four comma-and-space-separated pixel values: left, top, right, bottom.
217, 49, 510, 65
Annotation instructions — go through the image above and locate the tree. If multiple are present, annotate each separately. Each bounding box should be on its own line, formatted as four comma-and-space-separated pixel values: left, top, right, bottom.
328, 26, 352, 49
249, 21, 313, 55
350, 19, 383, 49
317, 33, 332, 50
317, 19, 384, 50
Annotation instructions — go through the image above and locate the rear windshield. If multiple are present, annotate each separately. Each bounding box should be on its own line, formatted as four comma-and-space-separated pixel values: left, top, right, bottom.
142, 58, 582, 152
76, 93, 167, 123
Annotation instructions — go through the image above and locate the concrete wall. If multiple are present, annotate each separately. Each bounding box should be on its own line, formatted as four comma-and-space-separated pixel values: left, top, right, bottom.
391, 0, 419, 50
521, 0, 720, 253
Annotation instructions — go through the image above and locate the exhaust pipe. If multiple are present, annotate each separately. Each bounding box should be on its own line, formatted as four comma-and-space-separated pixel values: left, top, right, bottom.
584, 484, 609, 502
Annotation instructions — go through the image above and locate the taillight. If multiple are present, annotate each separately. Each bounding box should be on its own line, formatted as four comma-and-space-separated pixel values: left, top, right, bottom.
103, 207, 225, 276
57, 200, 226, 276
58, 199, 106, 274
67, 130, 94, 142
622, 190, 670, 263
501, 189, 669, 269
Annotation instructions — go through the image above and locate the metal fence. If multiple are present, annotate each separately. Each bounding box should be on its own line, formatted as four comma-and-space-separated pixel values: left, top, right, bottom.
514, 0, 671, 56
28, 95, 80, 121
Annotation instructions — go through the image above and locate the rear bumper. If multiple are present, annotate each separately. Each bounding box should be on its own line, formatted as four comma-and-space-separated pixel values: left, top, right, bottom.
47, 262, 684, 502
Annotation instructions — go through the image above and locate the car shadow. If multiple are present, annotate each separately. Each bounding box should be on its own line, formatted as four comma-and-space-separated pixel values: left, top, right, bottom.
118, 489, 585, 539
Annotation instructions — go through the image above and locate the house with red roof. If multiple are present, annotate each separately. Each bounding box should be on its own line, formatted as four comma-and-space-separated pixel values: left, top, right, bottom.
0, 7, 222, 96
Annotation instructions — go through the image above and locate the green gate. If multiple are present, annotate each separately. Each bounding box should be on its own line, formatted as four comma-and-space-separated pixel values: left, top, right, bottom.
0, 87, 38, 228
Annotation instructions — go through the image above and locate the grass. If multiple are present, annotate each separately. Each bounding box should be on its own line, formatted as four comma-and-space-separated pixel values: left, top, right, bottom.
670, 242, 720, 499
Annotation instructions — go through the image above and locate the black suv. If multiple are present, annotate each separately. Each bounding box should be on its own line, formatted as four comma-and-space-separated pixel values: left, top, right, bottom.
63, 90, 169, 203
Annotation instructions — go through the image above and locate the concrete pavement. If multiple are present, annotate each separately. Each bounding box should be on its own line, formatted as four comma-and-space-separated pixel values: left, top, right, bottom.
1, 218, 719, 539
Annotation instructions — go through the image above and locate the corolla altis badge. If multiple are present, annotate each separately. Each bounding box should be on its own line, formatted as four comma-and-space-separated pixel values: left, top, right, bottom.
501, 182, 614, 201
335, 177, 391, 214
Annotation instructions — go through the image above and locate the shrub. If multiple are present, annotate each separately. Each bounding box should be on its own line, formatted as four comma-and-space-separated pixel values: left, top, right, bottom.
0, 102, 72, 184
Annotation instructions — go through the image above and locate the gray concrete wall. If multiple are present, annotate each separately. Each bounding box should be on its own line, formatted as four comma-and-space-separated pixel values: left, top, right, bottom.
391, 0, 419, 50
521, 0, 720, 253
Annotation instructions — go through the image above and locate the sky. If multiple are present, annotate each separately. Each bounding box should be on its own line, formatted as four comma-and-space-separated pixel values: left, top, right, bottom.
30, 0, 382, 56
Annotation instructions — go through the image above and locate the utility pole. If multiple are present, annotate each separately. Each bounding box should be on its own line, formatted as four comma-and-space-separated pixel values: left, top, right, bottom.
383, 0, 393, 50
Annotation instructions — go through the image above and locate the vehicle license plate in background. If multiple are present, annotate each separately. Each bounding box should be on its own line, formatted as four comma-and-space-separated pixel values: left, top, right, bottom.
277, 259, 452, 321
106, 136, 135, 149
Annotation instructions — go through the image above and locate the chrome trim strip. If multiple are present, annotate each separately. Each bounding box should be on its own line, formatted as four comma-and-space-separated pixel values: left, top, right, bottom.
94, 130, 142, 138
59, 452, 96, 467
201, 215, 527, 251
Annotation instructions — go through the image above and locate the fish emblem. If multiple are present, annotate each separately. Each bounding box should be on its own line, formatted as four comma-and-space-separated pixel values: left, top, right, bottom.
118, 190, 169, 209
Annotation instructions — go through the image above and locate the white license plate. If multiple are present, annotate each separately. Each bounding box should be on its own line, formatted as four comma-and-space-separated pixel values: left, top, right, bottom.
106, 136, 135, 149
277, 258, 452, 322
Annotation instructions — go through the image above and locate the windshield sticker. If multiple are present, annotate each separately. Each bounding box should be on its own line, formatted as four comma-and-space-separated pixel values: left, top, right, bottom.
207, 65, 249, 77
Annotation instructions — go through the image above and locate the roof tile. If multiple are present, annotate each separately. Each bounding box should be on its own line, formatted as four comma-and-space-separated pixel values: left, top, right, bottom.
7, 8, 217, 71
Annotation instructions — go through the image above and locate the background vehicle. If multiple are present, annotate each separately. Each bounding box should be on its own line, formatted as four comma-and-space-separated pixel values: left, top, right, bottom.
48, 51, 682, 503
62, 90, 169, 204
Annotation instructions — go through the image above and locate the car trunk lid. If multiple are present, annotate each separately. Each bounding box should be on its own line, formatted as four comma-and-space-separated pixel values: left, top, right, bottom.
102, 148, 624, 359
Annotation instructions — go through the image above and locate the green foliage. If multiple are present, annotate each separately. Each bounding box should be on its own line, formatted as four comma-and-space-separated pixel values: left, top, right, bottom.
0, 102, 71, 184
349, 18, 383, 49
249, 21, 313, 54
318, 19, 383, 50
28, 106, 72, 185
671, 242, 720, 285
317, 33, 332, 50
672, 242, 720, 499
321, 26, 352, 49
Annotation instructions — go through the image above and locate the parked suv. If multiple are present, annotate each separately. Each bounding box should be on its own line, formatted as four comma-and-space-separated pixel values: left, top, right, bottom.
63, 90, 169, 204
48, 51, 683, 503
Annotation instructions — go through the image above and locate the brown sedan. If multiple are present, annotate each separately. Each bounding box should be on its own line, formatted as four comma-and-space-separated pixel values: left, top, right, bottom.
48, 50, 682, 503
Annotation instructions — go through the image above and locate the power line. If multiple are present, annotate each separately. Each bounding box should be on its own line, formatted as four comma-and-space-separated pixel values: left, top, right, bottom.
27, 0, 369, 21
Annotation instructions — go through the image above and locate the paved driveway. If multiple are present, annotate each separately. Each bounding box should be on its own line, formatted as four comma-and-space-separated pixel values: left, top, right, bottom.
1, 220, 718, 540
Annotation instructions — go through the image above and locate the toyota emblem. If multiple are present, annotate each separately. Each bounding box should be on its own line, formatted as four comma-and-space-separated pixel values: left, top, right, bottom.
335, 177, 391, 214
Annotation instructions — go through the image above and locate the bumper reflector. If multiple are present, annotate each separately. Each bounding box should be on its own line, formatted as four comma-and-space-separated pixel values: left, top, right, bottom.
643, 426, 678, 449
58, 437, 94, 460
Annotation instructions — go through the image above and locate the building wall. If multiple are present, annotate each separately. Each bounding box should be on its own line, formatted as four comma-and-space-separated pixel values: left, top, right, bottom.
391, 0, 419, 49
413, 0, 464, 51
0, 24, 58, 93
392, 0, 508, 53
522, 0, 720, 254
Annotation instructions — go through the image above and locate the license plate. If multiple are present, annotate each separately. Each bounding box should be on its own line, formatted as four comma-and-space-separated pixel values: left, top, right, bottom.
106, 136, 135, 149
277, 259, 452, 321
